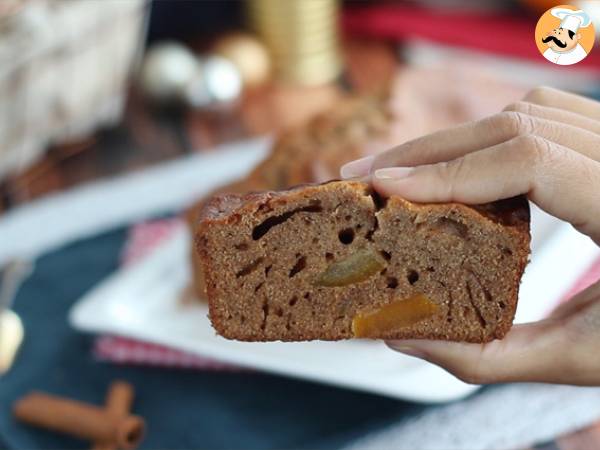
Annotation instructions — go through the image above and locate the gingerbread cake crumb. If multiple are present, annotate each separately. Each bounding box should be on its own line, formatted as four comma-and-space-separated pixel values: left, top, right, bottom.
196, 181, 530, 343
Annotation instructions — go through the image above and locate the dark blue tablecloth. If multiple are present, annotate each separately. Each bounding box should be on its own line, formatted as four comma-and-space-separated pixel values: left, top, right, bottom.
0, 226, 425, 449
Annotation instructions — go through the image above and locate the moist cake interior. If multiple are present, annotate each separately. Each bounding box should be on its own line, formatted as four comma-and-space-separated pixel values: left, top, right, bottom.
198, 182, 529, 342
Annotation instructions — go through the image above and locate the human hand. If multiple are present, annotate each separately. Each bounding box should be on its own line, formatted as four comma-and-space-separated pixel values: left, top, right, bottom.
340, 87, 600, 385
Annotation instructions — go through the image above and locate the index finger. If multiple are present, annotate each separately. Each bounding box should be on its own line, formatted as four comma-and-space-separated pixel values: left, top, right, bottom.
504, 101, 600, 135
524, 86, 600, 121
368, 111, 600, 172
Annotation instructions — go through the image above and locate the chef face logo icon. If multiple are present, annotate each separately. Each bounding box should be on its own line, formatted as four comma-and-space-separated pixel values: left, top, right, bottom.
535, 5, 595, 66
543, 26, 580, 52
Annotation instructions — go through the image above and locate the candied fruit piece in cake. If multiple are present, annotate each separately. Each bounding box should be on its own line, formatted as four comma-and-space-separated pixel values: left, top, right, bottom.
196, 181, 530, 343
315, 249, 386, 287
352, 294, 438, 338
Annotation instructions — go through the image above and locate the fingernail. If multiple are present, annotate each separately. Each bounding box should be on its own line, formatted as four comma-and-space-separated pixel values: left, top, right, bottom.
340, 155, 375, 179
374, 167, 415, 180
386, 342, 426, 359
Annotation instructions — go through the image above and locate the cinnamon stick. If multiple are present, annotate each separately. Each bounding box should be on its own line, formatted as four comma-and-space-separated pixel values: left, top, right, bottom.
93, 381, 136, 450
13, 391, 145, 449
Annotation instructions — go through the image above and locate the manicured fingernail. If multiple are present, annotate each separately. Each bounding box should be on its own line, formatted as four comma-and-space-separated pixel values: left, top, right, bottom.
340, 155, 375, 179
374, 167, 415, 180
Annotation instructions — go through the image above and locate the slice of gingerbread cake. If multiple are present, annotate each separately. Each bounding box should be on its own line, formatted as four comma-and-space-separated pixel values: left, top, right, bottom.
195, 181, 530, 343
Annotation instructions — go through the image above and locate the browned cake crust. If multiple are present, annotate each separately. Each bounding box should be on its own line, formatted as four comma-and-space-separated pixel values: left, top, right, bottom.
185, 178, 261, 298
186, 96, 392, 299
196, 181, 530, 343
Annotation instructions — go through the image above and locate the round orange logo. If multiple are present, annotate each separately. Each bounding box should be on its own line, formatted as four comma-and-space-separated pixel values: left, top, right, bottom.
535, 5, 595, 65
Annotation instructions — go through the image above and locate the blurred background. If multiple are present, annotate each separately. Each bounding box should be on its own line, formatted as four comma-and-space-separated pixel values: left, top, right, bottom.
2, 0, 600, 207
2, 0, 600, 449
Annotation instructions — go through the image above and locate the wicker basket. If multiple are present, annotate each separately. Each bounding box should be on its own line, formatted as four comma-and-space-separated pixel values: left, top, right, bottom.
0, 0, 147, 182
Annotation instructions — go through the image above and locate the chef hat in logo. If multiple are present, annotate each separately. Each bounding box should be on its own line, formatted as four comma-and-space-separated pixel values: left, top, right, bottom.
551, 8, 592, 33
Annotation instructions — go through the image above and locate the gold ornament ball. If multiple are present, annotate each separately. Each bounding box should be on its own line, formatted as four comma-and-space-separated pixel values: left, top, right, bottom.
213, 33, 271, 88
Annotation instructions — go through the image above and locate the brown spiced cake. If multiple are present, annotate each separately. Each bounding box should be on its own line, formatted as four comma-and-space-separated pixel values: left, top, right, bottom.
196, 181, 530, 343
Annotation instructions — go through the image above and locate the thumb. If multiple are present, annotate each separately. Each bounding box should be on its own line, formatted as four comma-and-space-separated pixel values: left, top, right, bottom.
387, 319, 600, 385
387, 318, 580, 385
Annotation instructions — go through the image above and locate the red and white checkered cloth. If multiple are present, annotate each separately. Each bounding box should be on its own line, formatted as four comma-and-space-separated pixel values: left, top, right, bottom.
94, 334, 243, 370
94, 219, 600, 371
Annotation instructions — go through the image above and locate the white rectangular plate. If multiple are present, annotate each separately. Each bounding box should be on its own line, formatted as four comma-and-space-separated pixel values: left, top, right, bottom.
69, 205, 600, 404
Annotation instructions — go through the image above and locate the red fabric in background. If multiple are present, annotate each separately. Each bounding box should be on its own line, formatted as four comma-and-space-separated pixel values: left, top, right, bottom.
342, 4, 600, 70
